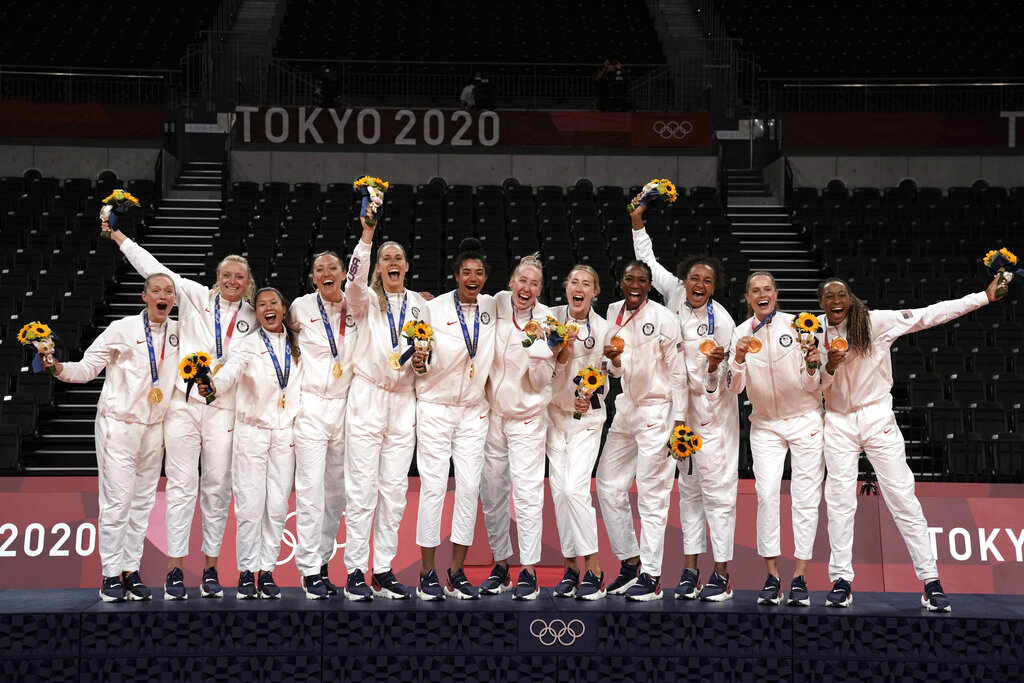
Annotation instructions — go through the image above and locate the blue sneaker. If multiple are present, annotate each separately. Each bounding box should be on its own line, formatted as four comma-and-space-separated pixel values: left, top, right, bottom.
788, 575, 810, 606
258, 571, 281, 599
320, 563, 339, 597
479, 563, 513, 595
757, 574, 782, 606
513, 569, 539, 601
698, 571, 733, 602
344, 569, 373, 601
416, 569, 445, 601
552, 567, 579, 598
201, 566, 223, 598
674, 568, 701, 600
445, 568, 480, 600
625, 572, 662, 601
826, 578, 852, 608
99, 576, 126, 603
121, 571, 152, 601
575, 570, 606, 601
922, 579, 951, 612
373, 570, 411, 600
302, 574, 329, 600
163, 567, 188, 601
606, 560, 640, 595
236, 570, 257, 600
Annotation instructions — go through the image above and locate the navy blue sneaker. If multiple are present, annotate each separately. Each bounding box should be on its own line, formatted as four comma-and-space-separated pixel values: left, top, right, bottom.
372, 570, 411, 600
625, 572, 662, 601
553, 567, 580, 598
788, 575, 810, 606
416, 569, 445, 601
445, 568, 480, 600
258, 571, 281, 599
302, 574, 329, 600
826, 578, 852, 608
575, 570, 606, 601
479, 563, 512, 595
513, 569, 539, 601
344, 569, 373, 601
698, 571, 733, 602
121, 571, 152, 601
757, 574, 782, 605
99, 576, 126, 603
236, 570, 257, 600
674, 568, 700, 600
201, 566, 223, 598
163, 567, 188, 601
922, 579, 951, 612
320, 563, 339, 597
606, 560, 640, 595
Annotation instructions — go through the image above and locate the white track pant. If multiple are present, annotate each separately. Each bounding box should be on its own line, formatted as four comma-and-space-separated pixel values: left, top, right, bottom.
677, 413, 738, 563
232, 422, 295, 573
95, 416, 163, 578
750, 412, 825, 560
415, 400, 488, 549
163, 394, 234, 559
481, 412, 548, 566
546, 407, 603, 559
824, 399, 937, 582
293, 394, 346, 572
595, 400, 676, 577
344, 378, 416, 574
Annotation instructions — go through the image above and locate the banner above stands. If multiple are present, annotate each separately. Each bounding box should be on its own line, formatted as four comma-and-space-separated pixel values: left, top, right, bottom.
0, 101, 164, 140
783, 111, 1024, 149
234, 107, 714, 149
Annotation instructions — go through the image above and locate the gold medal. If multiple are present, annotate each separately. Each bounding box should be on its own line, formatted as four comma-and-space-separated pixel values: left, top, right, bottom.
699, 338, 716, 356
610, 335, 625, 352
332, 362, 343, 379
212, 362, 224, 376
470, 362, 475, 379
746, 337, 762, 354
280, 393, 286, 410
148, 387, 163, 404
831, 337, 848, 352
389, 352, 402, 370
565, 321, 580, 335
523, 320, 539, 336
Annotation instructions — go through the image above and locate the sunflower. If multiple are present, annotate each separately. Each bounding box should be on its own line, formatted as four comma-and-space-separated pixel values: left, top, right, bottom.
581, 368, 604, 390
402, 320, 417, 336
414, 322, 433, 340
1000, 247, 1017, 264
672, 423, 689, 441
690, 434, 703, 452
194, 351, 212, 367
32, 323, 51, 338
670, 440, 692, 460
121, 191, 141, 207
16, 325, 29, 345
178, 357, 197, 380
658, 179, 679, 203
794, 312, 819, 333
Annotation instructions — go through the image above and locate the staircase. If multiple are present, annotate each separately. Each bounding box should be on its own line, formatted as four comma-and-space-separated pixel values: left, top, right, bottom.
210, 0, 284, 103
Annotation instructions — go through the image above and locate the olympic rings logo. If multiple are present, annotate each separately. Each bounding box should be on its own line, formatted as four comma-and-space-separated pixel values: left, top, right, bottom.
529, 618, 586, 646
277, 510, 345, 566
653, 120, 693, 139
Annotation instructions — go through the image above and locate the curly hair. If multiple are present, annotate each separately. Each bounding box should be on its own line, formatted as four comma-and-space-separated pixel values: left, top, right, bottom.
676, 254, 726, 292
817, 278, 872, 356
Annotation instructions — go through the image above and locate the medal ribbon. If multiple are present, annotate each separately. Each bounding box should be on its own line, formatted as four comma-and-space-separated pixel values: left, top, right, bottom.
752, 310, 775, 334
453, 290, 480, 361
386, 293, 408, 351
259, 329, 291, 391
706, 301, 715, 336
317, 293, 347, 363
214, 294, 241, 362
613, 298, 648, 333
511, 305, 535, 332
143, 310, 165, 388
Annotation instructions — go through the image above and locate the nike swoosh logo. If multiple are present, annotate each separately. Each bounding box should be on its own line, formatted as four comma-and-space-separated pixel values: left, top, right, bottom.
310, 317, 320, 322
586, 427, 598, 431
137, 340, 146, 344
884, 427, 893, 434
810, 431, 820, 437
242, 582, 254, 587
448, 321, 458, 325
701, 421, 711, 427
261, 351, 268, 354
646, 423, 657, 428
524, 419, 534, 425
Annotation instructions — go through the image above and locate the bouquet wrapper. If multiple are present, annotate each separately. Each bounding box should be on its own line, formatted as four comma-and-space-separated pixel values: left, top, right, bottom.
627, 183, 661, 212
359, 186, 385, 227
30, 339, 61, 375
985, 253, 1023, 298
185, 368, 216, 405
100, 203, 132, 239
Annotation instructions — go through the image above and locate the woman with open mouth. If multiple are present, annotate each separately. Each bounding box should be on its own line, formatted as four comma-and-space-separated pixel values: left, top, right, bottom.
478, 253, 558, 601
411, 237, 498, 601
107, 219, 256, 600
338, 216, 427, 601
197, 287, 302, 600
286, 249, 358, 599
630, 200, 740, 602
41, 275, 178, 603
545, 264, 613, 601
814, 274, 1006, 613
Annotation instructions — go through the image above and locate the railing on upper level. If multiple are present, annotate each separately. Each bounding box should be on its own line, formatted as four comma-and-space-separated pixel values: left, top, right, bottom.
0, 65, 179, 105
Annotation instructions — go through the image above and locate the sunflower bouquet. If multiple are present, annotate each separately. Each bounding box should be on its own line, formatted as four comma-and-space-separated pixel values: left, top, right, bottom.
544, 316, 570, 350
572, 365, 606, 419
179, 351, 215, 404
99, 189, 141, 239
401, 319, 434, 372
791, 312, 822, 369
17, 321, 57, 375
627, 178, 679, 212
667, 422, 703, 474
982, 247, 1021, 298
353, 176, 389, 227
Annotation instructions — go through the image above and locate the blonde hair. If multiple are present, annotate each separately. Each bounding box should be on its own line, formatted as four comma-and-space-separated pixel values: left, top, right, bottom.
563, 264, 601, 295
512, 252, 545, 280
370, 241, 408, 312
144, 273, 176, 291
212, 254, 256, 304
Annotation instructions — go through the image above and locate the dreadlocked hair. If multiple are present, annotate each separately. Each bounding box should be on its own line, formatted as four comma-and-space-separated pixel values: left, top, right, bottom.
254, 286, 301, 362
744, 271, 780, 319
676, 254, 726, 292
817, 278, 873, 356
370, 241, 408, 313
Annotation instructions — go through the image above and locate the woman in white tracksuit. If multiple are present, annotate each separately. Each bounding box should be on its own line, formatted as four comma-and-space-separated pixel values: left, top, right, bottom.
287, 250, 358, 598
815, 275, 1005, 612
726, 272, 826, 606
341, 217, 426, 601
630, 203, 739, 602
200, 287, 302, 600
478, 255, 557, 601
109, 225, 255, 600
42, 275, 178, 602
546, 265, 612, 601
595, 260, 689, 602
412, 238, 498, 601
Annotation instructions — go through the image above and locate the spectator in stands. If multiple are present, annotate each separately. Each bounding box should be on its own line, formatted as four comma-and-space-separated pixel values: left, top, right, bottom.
339, 217, 426, 601
108, 222, 256, 601
478, 254, 557, 601
630, 200, 741, 602
197, 288, 301, 600
815, 274, 1007, 612
545, 265, 613, 600
726, 272, 827, 607
459, 73, 478, 110
460, 71, 495, 111
596, 57, 631, 111
41, 274, 178, 602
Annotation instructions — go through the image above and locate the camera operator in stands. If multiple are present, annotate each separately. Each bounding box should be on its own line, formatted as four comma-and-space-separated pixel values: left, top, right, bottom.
461, 71, 495, 111
596, 57, 632, 112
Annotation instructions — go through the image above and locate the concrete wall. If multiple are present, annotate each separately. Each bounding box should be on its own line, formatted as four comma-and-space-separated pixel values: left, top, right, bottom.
0, 144, 161, 181
787, 154, 1024, 190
